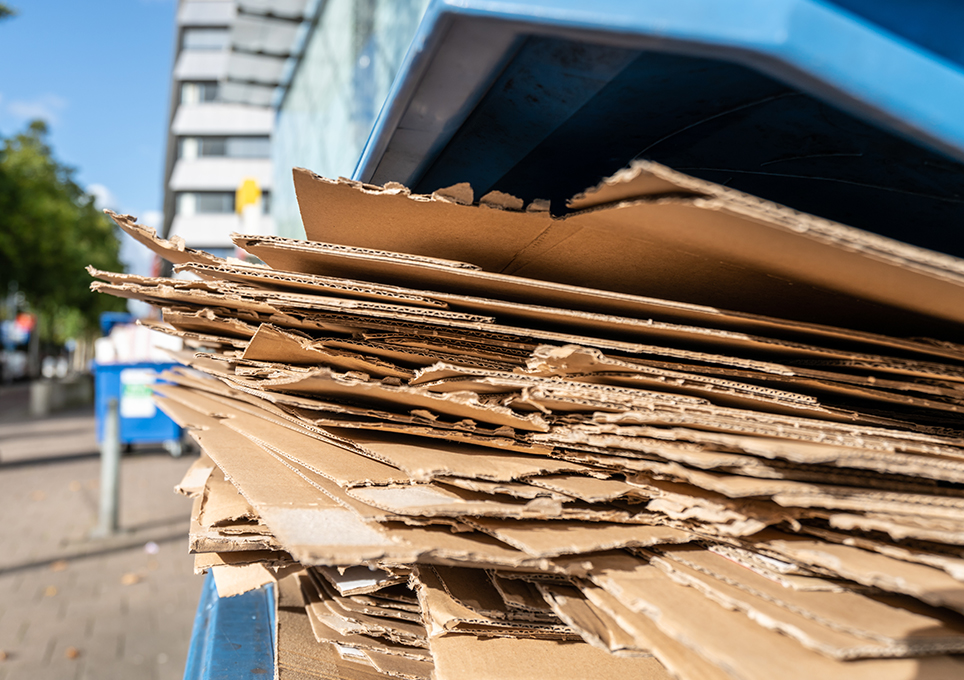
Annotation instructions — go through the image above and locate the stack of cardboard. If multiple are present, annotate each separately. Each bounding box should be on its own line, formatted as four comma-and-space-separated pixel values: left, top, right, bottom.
92, 161, 964, 679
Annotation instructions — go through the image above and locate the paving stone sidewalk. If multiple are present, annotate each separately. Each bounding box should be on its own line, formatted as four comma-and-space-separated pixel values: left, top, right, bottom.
0, 384, 202, 680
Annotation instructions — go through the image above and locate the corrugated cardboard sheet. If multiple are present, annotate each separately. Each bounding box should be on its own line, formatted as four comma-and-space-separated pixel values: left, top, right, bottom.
93, 161, 964, 679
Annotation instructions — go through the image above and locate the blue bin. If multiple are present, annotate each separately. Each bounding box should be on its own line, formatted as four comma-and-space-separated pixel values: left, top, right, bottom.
93, 361, 182, 449
183, 574, 276, 680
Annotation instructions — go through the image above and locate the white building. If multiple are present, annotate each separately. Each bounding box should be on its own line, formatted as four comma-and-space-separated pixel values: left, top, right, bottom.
161, 0, 288, 257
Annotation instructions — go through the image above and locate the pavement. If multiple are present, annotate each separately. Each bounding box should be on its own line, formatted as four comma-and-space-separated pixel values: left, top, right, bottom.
0, 382, 203, 680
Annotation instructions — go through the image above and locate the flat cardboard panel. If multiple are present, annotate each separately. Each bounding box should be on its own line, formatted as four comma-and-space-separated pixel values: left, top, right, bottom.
177, 261, 450, 309
758, 533, 964, 614
92, 159, 964, 680
235, 236, 964, 364
580, 582, 733, 680
278, 575, 398, 680
591, 556, 964, 680
429, 633, 673, 680
465, 519, 689, 558
292, 162, 964, 333
650, 551, 956, 660
653, 545, 964, 652
414, 564, 579, 639
537, 582, 654, 656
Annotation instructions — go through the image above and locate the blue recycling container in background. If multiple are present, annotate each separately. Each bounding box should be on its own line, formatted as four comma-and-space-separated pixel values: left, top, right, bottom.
93, 361, 183, 453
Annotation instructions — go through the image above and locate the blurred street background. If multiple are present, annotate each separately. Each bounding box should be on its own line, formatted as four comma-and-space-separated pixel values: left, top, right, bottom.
0, 383, 200, 680
3, 0, 964, 678
0, 1, 211, 678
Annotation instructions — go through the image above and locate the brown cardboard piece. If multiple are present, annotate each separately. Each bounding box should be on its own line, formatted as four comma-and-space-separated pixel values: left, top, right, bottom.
174, 453, 215, 497
292, 163, 964, 334
242, 324, 412, 379
93, 160, 964, 680
590, 554, 964, 680
188, 500, 281, 554
525, 345, 964, 414
199, 465, 258, 527
233, 236, 964, 368
320, 428, 591, 483
651, 545, 964, 654
154, 395, 403, 564
105, 210, 225, 267
345, 482, 654, 524
362, 648, 433, 680
160, 379, 577, 490
206, 362, 551, 432
426, 565, 557, 624
648, 548, 964, 660
579, 582, 733, 680
163, 308, 260, 339
278, 574, 400, 680
542, 419, 964, 484
142, 318, 248, 350
304, 571, 427, 645
212, 562, 303, 598
176, 261, 450, 309
299, 578, 430, 660
437, 477, 571, 502
536, 581, 654, 657
159, 387, 620, 574
428, 633, 673, 680
315, 566, 406, 597
800, 524, 964, 580
414, 564, 577, 639
464, 519, 689, 558
755, 532, 964, 614
194, 549, 294, 573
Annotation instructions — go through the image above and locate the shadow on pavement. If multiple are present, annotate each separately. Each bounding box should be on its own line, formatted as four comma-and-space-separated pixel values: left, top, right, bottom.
0, 527, 189, 577
0, 447, 189, 469
125, 513, 196, 533
0, 450, 101, 469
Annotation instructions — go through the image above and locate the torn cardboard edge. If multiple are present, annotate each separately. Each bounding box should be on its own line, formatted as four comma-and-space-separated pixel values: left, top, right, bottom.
291, 163, 964, 334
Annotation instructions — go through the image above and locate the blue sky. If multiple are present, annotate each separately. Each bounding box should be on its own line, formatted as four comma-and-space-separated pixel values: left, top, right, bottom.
0, 0, 176, 229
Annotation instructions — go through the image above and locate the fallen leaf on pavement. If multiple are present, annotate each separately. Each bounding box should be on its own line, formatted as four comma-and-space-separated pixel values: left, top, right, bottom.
65, 647, 80, 660
120, 573, 142, 586
49, 560, 68, 572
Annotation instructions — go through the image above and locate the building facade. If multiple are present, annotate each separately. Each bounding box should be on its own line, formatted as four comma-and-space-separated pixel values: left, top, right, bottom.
161, 0, 278, 258
271, 0, 430, 238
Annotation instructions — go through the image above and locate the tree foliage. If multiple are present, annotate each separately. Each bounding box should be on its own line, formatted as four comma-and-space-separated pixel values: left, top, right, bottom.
0, 121, 127, 342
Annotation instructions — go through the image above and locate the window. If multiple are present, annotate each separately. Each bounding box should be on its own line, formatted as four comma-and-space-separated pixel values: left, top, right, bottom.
179, 82, 219, 105
196, 193, 235, 213
199, 138, 228, 157
176, 191, 271, 215
176, 192, 235, 215
177, 136, 271, 160
181, 28, 229, 51
227, 137, 271, 158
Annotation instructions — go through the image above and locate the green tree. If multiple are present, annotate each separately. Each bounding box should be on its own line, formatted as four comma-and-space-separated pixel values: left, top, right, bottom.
0, 120, 127, 343
0, 4, 15, 21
